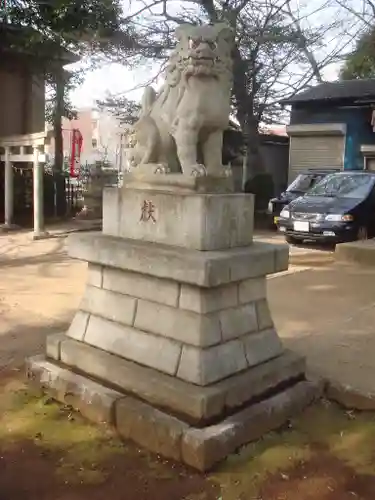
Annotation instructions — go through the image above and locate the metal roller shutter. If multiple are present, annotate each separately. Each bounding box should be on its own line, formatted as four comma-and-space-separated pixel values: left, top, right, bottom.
289, 135, 345, 183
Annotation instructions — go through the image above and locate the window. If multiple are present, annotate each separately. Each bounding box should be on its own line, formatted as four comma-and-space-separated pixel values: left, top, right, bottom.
308, 173, 375, 199
287, 174, 317, 193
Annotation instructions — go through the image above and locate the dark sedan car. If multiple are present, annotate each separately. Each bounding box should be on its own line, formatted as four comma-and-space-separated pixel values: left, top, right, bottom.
277, 171, 375, 245
267, 169, 339, 227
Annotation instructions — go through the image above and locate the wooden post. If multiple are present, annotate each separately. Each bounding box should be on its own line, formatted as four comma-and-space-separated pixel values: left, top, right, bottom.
4, 146, 14, 227
53, 70, 65, 172
32, 146, 48, 239
242, 153, 248, 191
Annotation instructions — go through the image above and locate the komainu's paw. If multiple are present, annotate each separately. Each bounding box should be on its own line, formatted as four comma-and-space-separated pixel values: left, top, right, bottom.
154, 164, 171, 174
184, 164, 207, 177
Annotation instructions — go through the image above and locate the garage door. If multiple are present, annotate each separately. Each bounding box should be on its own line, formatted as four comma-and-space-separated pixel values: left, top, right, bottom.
289, 135, 345, 183
366, 158, 375, 171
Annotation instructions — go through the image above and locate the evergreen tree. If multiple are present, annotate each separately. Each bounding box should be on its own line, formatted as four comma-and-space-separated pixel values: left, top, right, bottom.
341, 28, 375, 80
1, 0, 123, 170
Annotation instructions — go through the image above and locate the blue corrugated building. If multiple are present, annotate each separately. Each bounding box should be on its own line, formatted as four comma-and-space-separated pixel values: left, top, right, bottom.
281, 79, 375, 182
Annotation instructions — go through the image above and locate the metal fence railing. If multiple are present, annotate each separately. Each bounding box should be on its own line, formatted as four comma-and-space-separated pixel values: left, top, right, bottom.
63, 161, 121, 217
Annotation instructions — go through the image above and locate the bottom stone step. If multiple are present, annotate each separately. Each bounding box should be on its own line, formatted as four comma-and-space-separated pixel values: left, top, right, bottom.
46, 333, 306, 426
26, 355, 319, 471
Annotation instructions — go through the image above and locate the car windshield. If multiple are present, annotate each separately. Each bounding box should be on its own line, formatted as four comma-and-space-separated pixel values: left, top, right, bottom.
308, 173, 375, 198
286, 174, 320, 193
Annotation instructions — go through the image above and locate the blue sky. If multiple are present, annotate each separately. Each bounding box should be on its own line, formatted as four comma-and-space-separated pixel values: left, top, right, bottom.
69, 0, 362, 109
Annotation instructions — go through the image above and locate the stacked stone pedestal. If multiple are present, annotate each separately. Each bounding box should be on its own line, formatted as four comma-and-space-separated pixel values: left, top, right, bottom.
27, 174, 317, 471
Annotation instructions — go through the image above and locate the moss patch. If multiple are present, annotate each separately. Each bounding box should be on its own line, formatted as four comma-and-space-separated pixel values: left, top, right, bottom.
2, 375, 375, 499
212, 429, 311, 499
212, 400, 375, 499
0, 377, 125, 484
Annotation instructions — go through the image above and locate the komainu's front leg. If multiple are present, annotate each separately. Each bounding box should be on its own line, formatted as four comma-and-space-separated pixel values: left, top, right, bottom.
202, 130, 225, 176
136, 116, 160, 165
174, 122, 206, 176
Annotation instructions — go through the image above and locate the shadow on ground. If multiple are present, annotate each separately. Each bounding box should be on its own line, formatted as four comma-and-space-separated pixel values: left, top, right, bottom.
0, 237, 68, 269
0, 322, 71, 372
0, 252, 70, 269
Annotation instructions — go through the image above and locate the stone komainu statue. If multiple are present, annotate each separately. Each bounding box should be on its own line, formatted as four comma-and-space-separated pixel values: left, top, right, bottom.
129, 23, 234, 177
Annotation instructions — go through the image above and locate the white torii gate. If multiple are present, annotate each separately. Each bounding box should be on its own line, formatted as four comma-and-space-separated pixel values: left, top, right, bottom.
0, 131, 50, 239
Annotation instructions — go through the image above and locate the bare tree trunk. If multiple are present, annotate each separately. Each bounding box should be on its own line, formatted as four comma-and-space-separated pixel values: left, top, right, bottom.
243, 118, 265, 178
232, 46, 265, 180
53, 70, 64, 172
235, 103, 265, 180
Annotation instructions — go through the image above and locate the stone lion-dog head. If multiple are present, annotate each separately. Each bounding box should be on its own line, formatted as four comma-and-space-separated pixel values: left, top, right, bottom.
165, 23, 234, 87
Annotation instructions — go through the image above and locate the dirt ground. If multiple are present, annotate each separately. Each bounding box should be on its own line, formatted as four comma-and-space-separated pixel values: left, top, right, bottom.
1, 370, 375, 500
0, 230, 85, 370
1, 228, 375, 499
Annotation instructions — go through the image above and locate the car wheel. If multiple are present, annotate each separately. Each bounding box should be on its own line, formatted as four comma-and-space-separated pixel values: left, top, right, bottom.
357, 226, 368, 241
286, 235, 299, 245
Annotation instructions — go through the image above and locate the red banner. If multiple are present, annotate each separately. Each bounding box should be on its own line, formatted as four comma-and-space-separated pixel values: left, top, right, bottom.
70, 128, 83, 178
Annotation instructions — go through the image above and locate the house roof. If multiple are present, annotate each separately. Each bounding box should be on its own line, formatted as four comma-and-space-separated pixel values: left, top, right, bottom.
0, 22, 79, 65
281, 79, 375, 106
259, 125, 287, 137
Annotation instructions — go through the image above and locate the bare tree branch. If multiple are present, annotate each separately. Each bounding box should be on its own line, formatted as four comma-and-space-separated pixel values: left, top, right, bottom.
103, 0, 371, 175
283, 0, 324, 82
365, 0, 375, 17
125, 0, 166, 21
334, 0, 373, 28
161, 0, 188, 24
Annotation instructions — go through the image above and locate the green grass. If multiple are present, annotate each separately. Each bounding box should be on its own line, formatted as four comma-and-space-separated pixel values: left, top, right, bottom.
2, 376, 375, 498
0, 377, 125, 484
212, 400, 375, 499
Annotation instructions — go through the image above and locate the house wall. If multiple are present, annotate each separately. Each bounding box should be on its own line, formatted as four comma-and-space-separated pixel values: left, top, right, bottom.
0, 65, 45, 136
29, 74, 46, 134
290, 103, 375, 170
223, 128, 289, 194
47, 109, 124, 169
259, 141, 289, 195
229, 140, 289, 194
61, 109, 97, 164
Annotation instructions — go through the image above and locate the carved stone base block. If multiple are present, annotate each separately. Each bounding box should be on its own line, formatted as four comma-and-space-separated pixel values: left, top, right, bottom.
103, 176, 253, 250
27, 184, 314, 470
27, 354, 318, 470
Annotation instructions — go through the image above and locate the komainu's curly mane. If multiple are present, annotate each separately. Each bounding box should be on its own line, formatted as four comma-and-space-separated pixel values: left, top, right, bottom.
130, 23, 234, 177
